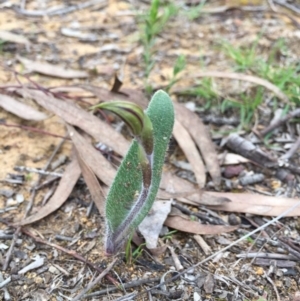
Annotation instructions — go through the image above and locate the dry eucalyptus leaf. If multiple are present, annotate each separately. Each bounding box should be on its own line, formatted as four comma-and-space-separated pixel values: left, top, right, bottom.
192, 71, 289, 103
164, 216, 238, 235
74, 148, 105, 216
173, 119, 206, 188
174, 102, 221, 186
160, 172, 230, 206
206, 191, 300, 216
18, 155, 81, 225
0, 93, 47, 121
17, 56, 88, 79
67, 125, 116, 186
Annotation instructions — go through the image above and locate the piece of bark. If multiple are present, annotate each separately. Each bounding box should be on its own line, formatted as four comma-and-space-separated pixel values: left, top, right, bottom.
253, 258, 296, 268
226, 133, 276, 167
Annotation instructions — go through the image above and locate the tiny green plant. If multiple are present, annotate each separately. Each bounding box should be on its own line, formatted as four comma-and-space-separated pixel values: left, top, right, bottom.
162, 229, 177, 242
92, 90, 174, 255
138, 0, 178, 93
183, 0, 206, 20
221, 36, 261, 72
166, 54, 186, 92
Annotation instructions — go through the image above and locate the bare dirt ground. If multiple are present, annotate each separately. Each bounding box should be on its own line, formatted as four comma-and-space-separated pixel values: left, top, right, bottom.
1, 0, 300, 300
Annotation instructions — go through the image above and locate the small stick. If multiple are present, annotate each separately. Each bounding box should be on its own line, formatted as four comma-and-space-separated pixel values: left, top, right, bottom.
277, 238, 300, 260
84, 277, 160, 298
264, 272, 281, 301
236, 252, 297, 260
35, 176, 60, 190
193, 235, 211, 255
280, 136, 300, 160
2, 228, 20, 270
0, 121, 70, 140
15, 166, 63, 178
172, 201, 225, 225
71, 258, 118, 301
0, 272, 11, 300
260, 108, 300, 137
168, 247, 183, 271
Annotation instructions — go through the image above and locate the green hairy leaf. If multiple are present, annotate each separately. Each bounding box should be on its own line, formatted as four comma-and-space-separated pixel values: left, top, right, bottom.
101, 90, 174, 255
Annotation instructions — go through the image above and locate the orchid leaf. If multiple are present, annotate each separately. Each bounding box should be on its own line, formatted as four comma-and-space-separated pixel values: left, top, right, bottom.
101, 90, 174, 255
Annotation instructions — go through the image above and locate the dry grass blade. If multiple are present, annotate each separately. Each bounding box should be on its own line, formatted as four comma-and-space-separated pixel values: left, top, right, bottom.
164, 216, 238, 234
174, 103, 221, 186
173, 119, 206, 188
18, 153, 81, 225
0, 93, 47, 121
67, 124, 116, 186
206, 191, 300, 216
192, 71, 289, 103
21, 88, 129, 156
75, 148, 105, 216
17, 56, 88, 78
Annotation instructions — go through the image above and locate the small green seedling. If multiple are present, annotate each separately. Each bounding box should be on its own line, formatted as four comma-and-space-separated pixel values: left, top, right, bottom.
166, 54, 186, 92
92, 90, 174, 255
138, 0, 178, 93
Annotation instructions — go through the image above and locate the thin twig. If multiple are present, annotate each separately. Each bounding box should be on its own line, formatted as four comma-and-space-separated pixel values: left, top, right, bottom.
84, 277, 160, 298
280, 136, 300, 160
15, 166, 63, 178
71, 258, 118, 301
35, 176, 60, 190
265, 272, 281, 301
0, 121, 71, 140
260, 108, 300, 136
236, 252, 297, 260
2, 228, 20, 270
